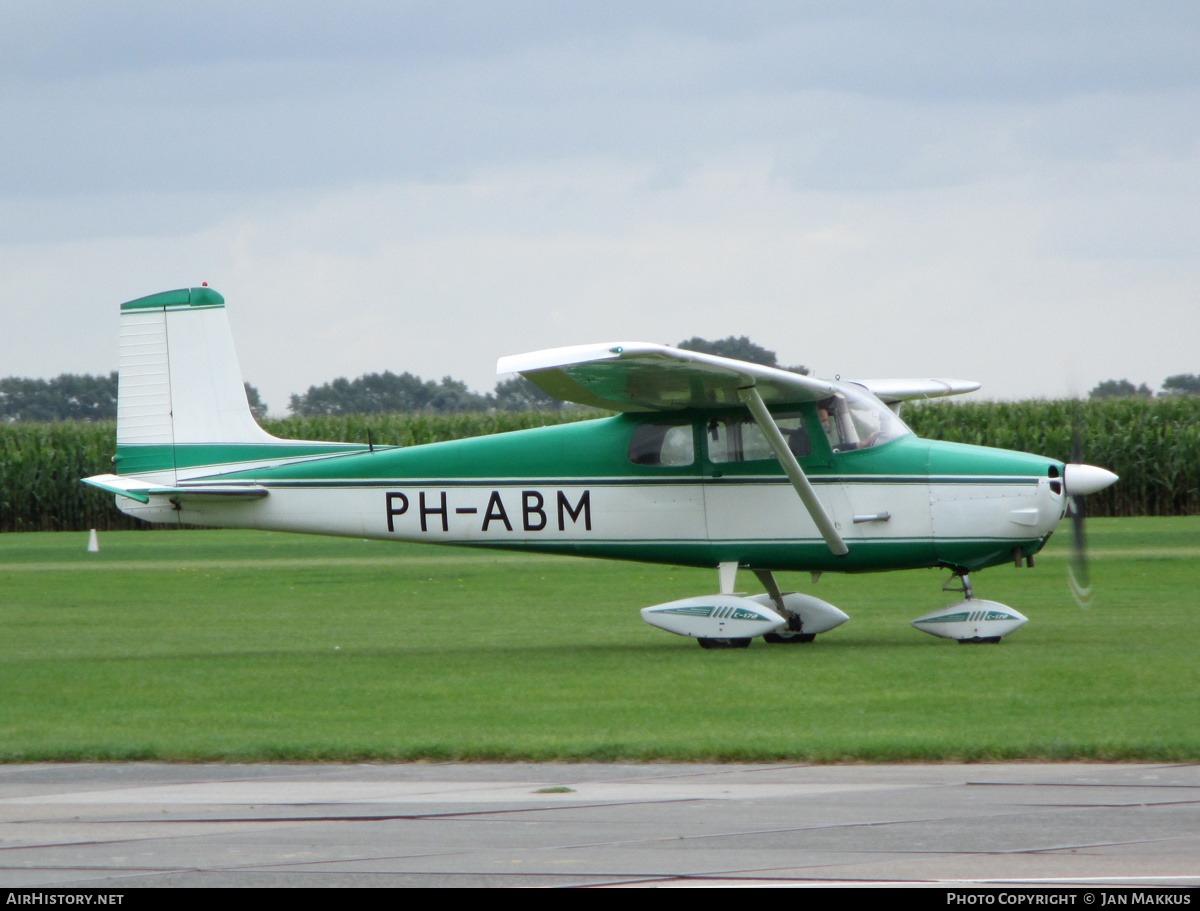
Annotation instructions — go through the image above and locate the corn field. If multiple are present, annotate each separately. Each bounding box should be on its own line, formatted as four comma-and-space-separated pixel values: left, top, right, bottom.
2, 399, 1198, 532
0, 412, 594, 532
904, 397, 1200, 517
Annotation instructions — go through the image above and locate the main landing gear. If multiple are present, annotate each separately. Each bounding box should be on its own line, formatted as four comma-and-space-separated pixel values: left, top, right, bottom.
642, 565, 1031, 648
638, 563, 850, 648
754, 570, 822, 645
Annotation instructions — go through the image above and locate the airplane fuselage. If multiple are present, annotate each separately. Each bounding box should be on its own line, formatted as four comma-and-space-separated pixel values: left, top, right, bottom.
115, 407, 1067, 575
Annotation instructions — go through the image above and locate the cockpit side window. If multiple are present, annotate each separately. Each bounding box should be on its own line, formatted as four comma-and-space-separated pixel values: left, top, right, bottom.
628, 421, 695, 467
817, 387, 911, 453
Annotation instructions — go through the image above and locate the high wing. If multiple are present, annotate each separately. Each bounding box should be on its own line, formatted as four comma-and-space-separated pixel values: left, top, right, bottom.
497, 342, 978, 411
849, 378, 981, 404
497, 342, 838, 411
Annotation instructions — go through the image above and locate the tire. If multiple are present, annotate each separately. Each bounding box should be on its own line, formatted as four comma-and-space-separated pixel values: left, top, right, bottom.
763, 631, 816, 644
698, 637, 752, 649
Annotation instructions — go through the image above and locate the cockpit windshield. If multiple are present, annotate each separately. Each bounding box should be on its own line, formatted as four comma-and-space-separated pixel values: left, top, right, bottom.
817, 385, 912, 453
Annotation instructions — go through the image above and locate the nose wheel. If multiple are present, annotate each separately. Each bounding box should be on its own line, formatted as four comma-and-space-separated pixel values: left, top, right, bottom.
910, 571, 1029, 642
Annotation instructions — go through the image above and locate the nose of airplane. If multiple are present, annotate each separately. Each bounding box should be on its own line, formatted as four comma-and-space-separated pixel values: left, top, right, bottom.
1063, 463, 1119, 496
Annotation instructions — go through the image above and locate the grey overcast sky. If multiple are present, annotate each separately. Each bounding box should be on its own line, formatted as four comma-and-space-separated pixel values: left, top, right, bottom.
2, 1, 1198, 414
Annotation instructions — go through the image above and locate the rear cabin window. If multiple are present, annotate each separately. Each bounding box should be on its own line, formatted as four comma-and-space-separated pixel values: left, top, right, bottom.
628, 422, 695, 467
707, 413, 811, 463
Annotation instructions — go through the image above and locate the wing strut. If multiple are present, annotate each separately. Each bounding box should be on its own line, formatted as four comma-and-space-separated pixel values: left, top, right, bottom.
737, 385, 848, 557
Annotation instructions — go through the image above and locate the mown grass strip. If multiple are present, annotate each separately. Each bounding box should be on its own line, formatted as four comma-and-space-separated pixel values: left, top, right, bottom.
0, 519, 1196, 763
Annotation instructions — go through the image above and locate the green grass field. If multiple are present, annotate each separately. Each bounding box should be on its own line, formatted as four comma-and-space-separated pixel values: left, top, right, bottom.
1, 518, 1197, 763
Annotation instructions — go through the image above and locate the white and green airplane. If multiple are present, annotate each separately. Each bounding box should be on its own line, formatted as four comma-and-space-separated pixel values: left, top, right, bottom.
83, 286, 1117, 648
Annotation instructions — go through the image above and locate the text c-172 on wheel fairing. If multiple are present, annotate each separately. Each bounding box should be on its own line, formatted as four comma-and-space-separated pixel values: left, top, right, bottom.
83, 287, 1118, 649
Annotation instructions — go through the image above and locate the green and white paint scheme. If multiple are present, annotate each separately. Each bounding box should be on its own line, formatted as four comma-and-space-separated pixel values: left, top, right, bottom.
83, 287, 1118, 648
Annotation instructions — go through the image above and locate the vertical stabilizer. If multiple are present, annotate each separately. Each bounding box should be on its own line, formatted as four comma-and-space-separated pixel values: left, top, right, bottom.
115, 287, 277, 479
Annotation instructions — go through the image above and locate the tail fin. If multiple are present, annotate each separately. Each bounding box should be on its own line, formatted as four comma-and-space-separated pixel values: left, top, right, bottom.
114, 287, 289, 481
85, 286, 366, 514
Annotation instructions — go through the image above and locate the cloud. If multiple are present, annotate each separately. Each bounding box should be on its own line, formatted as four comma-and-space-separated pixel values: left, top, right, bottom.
5, 3, 1198, 200
2, 2, 1198, 409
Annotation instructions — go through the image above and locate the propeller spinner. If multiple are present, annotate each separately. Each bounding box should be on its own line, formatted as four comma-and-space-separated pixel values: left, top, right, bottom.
1062, 463, 1119, 497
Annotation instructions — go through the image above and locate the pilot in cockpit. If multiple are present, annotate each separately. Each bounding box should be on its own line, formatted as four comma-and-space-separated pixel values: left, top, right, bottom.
818, 399, 842, 450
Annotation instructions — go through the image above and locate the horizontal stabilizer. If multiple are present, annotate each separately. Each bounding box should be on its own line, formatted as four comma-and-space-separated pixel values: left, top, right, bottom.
82, 473, 268, 503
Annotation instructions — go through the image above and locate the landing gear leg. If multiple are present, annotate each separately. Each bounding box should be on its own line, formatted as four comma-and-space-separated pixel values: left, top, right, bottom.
943, 571, 999, 642
754, 569, 817, 644
943, 570, 975, 600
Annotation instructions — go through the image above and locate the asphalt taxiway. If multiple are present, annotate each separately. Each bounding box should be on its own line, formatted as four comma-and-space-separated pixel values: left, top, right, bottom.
1, 763, 1197, 888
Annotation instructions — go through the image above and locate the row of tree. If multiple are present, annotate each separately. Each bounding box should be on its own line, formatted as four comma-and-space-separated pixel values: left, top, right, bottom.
676, 336, 808, 375
0, 374, 270, 423
3, 337, 794, 421
0, 373, 119, 422
286, 336, 805, 415
286, 374, 563, 415
1090, 375, 1200, 400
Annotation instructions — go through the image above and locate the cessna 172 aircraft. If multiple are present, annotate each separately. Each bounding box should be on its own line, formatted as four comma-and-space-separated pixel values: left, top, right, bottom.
83, 287, 1117, 648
